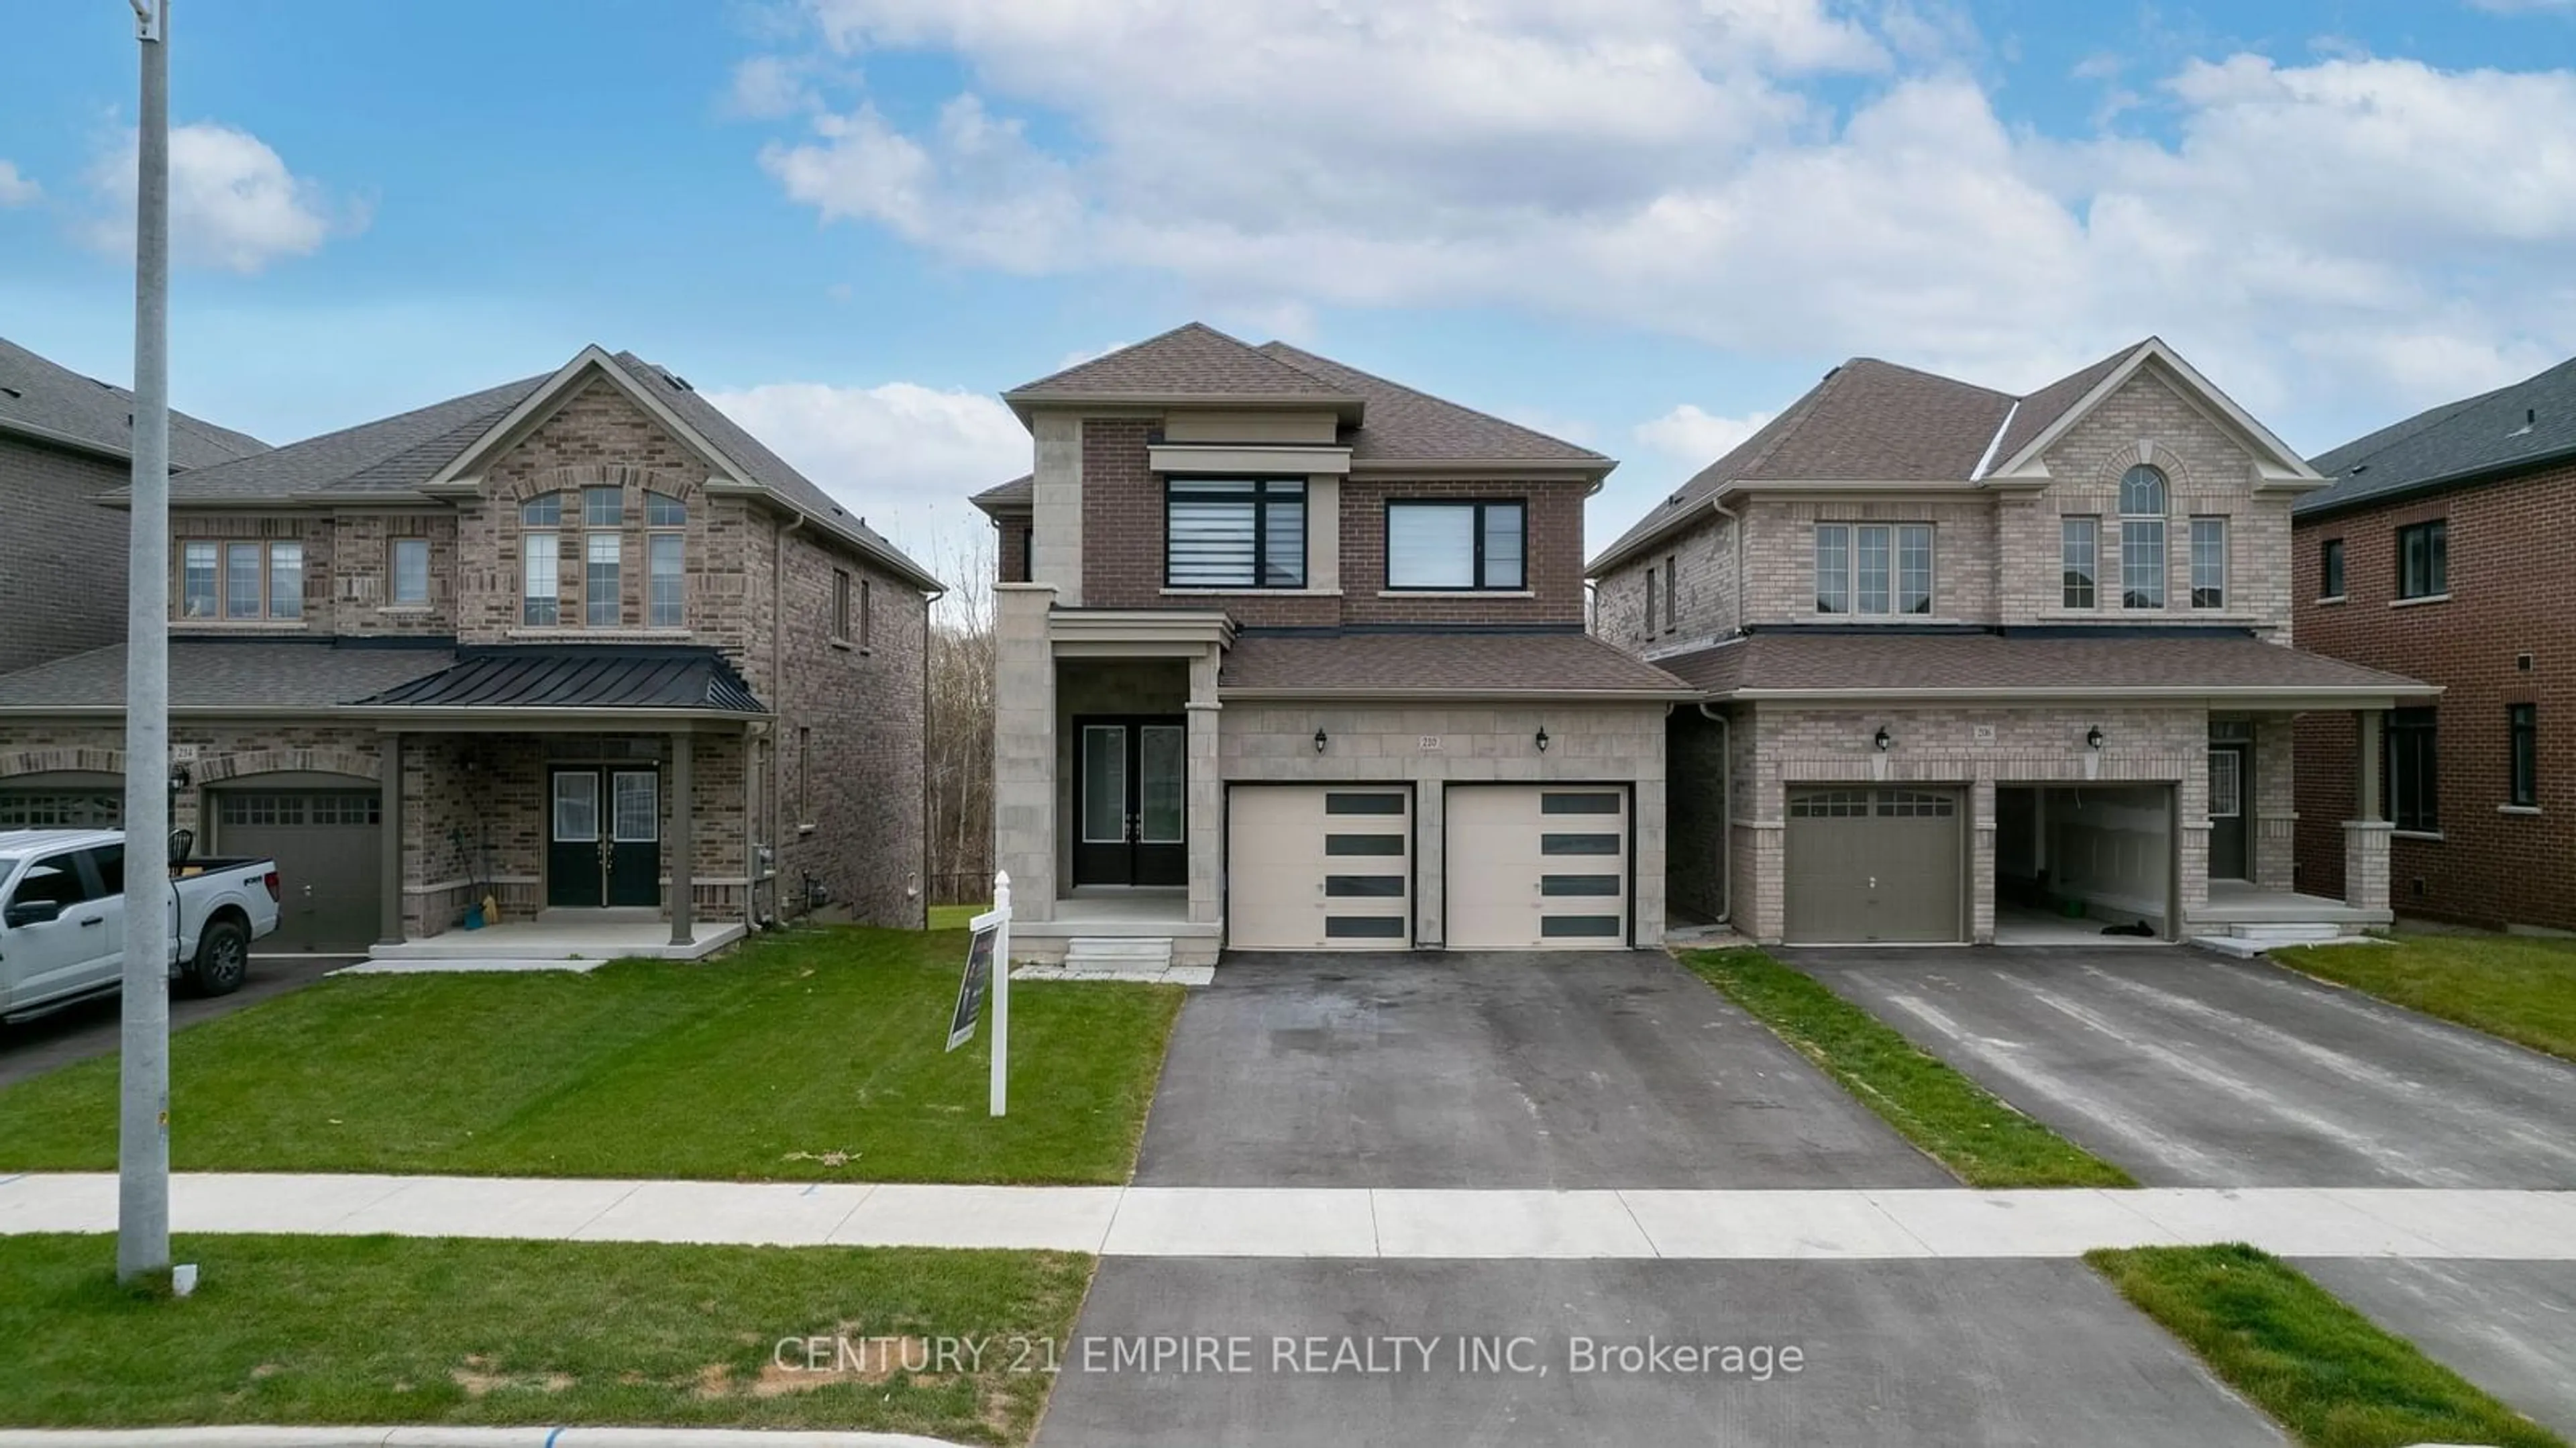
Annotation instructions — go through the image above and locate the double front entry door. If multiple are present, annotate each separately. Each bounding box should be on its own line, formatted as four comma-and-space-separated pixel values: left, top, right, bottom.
549, 766, 661, 908
1074, 716, 1187, 887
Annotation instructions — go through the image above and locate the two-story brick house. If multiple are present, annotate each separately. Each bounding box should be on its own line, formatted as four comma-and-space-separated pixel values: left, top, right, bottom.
2291, 355, 2576, 931
973, 324, 1693, 967
0, 335, 268, 678
0, 344, 940, 953
1591, 339, 2436, 947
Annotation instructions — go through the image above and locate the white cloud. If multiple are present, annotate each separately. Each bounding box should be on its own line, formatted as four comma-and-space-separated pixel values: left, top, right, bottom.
0, 161, 39, 207
701, 378, 1028, 568
86, 122, 360, 273
725, 54, 829, 118
750, 2, 2576, 441
1635, 405, 1774, 463
2467, 0, 2575, 12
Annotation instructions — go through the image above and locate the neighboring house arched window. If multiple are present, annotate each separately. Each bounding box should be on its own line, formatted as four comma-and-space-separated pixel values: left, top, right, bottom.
645, 491, 686, 629
2118, 463, 2167, 609
521, 492, 561, 625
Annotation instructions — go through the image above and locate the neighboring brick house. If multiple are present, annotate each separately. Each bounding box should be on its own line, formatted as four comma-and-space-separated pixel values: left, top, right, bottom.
2290, 356, 2576, 931
0, 345, 939, 953
971, 323, 1692, 967
0, 335, 268, 675
1591, 339, 2436, 947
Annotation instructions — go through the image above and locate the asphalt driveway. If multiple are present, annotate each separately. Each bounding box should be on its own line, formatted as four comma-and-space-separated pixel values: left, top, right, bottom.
2296, 1257, 2576, 1439
0, 953, 353, 1090
1134, 951, 1948, 1188
1035, 1258, 2287, 1447
1785, 946, 2576, 1188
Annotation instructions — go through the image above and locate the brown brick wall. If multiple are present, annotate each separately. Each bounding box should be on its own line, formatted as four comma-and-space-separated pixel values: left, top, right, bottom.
168, 513, 325, 635
329, 513, 460, 635
2292, 464, 2576, 928
996, 511, 1032, 584
0, 439, 129, 674
1075, 417, 1589, 627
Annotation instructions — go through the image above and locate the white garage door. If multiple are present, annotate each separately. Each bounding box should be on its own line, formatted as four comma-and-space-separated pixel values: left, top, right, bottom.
1226, 786, 1411, 949
1446, 786, 1630, 949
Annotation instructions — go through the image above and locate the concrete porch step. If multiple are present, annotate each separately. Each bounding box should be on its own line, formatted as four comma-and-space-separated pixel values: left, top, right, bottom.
1064, 937, 1175, 968
2221, 922, 2349, 942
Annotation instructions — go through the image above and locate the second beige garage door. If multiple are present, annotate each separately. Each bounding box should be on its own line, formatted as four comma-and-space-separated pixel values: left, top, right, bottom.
1226, 786, 1412, 949
1783, 786, 1964, 944
1446, 786, 1630, 949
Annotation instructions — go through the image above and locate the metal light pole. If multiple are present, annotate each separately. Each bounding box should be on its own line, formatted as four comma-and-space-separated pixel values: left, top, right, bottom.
117, 0, 173, 1285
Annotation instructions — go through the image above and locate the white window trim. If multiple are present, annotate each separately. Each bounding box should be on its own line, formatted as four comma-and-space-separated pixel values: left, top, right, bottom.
1813, 522, 1934, 617
2060, 515, 2100, 611
2190, 516, 2229, 611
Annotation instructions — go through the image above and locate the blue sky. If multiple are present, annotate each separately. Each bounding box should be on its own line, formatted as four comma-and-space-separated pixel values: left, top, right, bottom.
4, 0, 2574, 569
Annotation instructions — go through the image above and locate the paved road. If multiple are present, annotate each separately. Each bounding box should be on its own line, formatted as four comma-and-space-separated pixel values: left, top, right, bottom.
1784, 947, 2576, 1188
2298, 1258, 2576, 1439
1134, 951, 1948, 1188
0, 953, 351, 1089
1034, 1259, 2288, 1447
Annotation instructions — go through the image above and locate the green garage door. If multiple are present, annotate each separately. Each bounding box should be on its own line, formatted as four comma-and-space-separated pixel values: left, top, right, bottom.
1784, 786, 1964, 945
213, 789, 382, 952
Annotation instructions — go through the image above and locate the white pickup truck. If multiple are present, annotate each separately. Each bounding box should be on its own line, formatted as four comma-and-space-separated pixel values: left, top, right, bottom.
0, 829, 282, 1022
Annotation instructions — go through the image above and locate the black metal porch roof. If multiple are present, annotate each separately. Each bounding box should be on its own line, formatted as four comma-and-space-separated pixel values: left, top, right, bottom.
356, 645, 767, 713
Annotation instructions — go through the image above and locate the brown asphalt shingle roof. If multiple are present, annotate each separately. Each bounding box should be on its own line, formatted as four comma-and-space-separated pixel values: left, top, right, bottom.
1219, 631, 1692, 697
1592, 343, 2176, 574
1008, 323, 1356, 404
973, 474, 1032, 515
1654, 630, 2434, 699
1256, 343, 1607, 466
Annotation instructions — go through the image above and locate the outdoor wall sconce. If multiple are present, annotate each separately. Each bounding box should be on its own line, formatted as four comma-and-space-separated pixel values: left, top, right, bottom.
1313, 728, 1329, 754
1873, 727, 1892, 752
167, 761, 193, 792
1535, 725, 1551, 752
2086, 725, 2104, 751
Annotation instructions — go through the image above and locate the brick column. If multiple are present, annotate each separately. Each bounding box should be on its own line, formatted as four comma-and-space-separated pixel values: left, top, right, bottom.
377, 732, 403, 947
669, 729, 694, 945
1185, 648, 1222, 927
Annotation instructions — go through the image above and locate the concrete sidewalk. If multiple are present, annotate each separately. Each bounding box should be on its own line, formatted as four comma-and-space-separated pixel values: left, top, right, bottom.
2, 1172, 2571, 1259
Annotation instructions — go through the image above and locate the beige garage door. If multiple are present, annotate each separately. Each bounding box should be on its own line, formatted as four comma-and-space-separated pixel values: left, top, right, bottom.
1783, 786, 1964, 944
1446, 786, 1629, 949
1226, 786, 1411, 949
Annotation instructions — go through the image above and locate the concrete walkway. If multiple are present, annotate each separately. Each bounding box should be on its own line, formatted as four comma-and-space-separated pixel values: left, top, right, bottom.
2, 1173, 2570, 1260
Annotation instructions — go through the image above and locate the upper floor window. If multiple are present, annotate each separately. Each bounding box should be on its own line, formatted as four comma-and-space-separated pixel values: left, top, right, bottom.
180, 539, 300, 621
1640, 565, 1656, 639
2120, 463, 2167, 517
2398, 519, 2447, 599
1815, 523, 1931, 616
1662, 553, 1677, 631
1386, 500, 1524, 591
645, 491, 685, 629
2320, 538, 2346, 600
522, 493, 561, 625
2061, 517, 2098, 609
833, 569, 853, 641
2119, 464, 2167, 611
390, 538, 430, 607
1167, 477, 1304, 589
2190, 518, 2228, 610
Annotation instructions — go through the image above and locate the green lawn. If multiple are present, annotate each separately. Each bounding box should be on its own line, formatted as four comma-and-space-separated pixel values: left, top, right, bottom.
2275, 932, 2576, 1064
0, 926, 1183, 1184
1682, 949, 2135, 1188
0, 1233, 1087, 1444
2090, 1245, 2564, 1448
928, 902, 989, 931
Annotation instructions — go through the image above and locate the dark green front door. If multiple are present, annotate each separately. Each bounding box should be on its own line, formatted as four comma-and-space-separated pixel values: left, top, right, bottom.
548, 766, 661, 909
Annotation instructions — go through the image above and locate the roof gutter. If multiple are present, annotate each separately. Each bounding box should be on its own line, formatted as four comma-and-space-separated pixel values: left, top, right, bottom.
1218, 686, 1700, 703
1725, 682, 2441, 705
0, 416, 135, 464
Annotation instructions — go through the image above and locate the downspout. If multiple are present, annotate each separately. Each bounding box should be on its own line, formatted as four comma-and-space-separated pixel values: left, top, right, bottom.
1699, 700, 1731, 925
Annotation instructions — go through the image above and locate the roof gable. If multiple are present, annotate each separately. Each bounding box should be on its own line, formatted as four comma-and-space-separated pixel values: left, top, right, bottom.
1984, 339, 2320, 485
1256, 342, 1606, 468
2299, 354, 2576, 517
1005, 323, 1360, 416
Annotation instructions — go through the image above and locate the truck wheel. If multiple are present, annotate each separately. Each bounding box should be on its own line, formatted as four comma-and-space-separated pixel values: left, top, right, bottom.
191, 917, 250, 996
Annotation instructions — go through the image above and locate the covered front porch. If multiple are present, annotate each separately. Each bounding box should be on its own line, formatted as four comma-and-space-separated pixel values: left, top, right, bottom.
368, 910, 745, 963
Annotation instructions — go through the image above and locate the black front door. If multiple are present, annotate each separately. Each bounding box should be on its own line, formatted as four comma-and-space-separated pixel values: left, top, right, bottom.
548, 766, 661, 909
2209, 743, 2251, 882
1072, 716, 1186, 887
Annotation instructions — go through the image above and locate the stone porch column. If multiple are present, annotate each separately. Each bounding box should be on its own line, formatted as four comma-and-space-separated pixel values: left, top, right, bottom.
669, 729, 694, 945
1186, 648, 1223, 927
2346, 709, 2390, 913
994, 583, 1059, 918
377, 731, 404, 947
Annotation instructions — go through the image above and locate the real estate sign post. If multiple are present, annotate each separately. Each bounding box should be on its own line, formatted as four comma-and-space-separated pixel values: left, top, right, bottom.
947, 872, 1012, 1117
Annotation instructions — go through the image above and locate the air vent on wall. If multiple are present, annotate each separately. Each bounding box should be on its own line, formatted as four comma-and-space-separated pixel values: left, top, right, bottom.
2519, 653, 2536, 672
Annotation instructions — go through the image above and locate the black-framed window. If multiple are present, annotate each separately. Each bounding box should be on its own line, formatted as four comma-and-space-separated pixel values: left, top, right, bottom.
2398, 520, 2447, 599
2388, 707, 2438, 832
1166, 477, 1305, 588
1385, 499, 1524, 590
2510, 704, 2538, 809
2320, 538, 2345, 599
